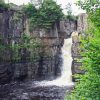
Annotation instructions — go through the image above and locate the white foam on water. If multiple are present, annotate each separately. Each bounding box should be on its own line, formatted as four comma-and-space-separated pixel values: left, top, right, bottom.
34, 38, 74, 87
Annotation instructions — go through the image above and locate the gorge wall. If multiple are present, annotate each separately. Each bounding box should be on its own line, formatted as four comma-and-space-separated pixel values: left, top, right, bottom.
71, 13, 88, 81
0, 8, 86, 84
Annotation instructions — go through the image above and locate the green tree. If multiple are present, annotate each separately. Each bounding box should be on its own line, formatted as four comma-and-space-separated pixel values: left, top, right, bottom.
23, 0, 63, 31
77, 0, 100, 28
0, 0, 9, 9
66, 0, 100, 100
22, 3, 37, 18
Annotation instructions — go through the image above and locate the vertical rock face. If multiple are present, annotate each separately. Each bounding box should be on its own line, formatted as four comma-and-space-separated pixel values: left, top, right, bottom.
24, 21, 63, 80
71, 13, 88, 80
71, 13, 88, 78
0, 9, 24, 84
77, 13, 88, 33
0, 9, 62, 83
0, 8, 78, 84
24, 18, 77, 80
59, 20, 77, 38
0, 10, 23, 38
71, 32, 80, 58
71, 32, 82, 76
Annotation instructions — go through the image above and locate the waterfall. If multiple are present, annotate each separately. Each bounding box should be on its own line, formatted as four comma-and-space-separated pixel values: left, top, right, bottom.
35, 38, 74, 86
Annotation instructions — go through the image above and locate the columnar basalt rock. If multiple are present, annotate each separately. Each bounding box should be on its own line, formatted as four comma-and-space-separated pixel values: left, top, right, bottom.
71, 13, 88, 81
77, 13, 88, 33
0, 7, 78, 84
71, 31, 86, 82
0, 9, 57, 83
0, 8, 26, 83
59, 20, 77, 38
23, 18, 63, 80
71, 32, 81, 75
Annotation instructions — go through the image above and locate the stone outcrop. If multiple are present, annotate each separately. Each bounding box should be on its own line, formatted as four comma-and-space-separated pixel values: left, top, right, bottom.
71, 13, 88, 81
0, 4, 88, 99
0, 9, 24, 84
0, 8, 78, 84
71, 32, 85, 82
0, 9, 63, 84
77, 13, 88, 33
59, 20, 77, 38
71, 32, 81, 75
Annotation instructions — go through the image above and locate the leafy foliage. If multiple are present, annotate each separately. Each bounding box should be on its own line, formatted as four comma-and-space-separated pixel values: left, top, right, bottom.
77, 0, 100, 28
23, 3, 37, 18
0, 0, 9, 9
76, 0, 100, 12
65, 15, 78, 21
11, 34, 41, 61
23, 0, 63, 31
66, 0, 100, 100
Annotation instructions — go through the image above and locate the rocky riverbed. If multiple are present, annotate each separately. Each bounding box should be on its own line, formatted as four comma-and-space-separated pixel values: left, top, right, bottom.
0, 81, 74, 100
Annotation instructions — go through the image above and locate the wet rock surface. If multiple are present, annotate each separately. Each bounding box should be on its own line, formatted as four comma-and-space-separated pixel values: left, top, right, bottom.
0, 81, 73, 100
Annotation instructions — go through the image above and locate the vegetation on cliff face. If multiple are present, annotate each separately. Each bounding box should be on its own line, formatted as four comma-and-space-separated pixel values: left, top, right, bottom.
0, 0, 64, 61
66, 0, 100, 100
0, 34, 41, 62
0, 0, 9, 9
23, 0, 63, 31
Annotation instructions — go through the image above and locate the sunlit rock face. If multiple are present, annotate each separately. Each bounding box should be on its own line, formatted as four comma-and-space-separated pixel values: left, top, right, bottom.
71, 31, 85, 82
70, 14, 88, 78
77, 13, 88, 33
71, 32, 80, 58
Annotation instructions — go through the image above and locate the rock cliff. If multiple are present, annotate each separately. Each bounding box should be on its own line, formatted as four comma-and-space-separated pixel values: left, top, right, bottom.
0, 7, 81, 84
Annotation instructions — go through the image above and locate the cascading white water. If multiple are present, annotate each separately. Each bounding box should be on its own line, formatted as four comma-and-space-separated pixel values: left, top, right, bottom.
35, 38, 74, 86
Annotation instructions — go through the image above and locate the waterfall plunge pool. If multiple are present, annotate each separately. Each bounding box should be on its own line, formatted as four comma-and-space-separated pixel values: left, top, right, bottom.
0, 38, 74, 100
34, 38, 74, 87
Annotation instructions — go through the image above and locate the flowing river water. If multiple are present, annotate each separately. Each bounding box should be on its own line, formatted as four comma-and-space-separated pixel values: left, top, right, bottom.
0, 38, 74, 100
34, 38, 74, 86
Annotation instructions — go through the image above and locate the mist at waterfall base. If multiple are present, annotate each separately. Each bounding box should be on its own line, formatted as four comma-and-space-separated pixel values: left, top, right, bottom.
34, 38, 74, 87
